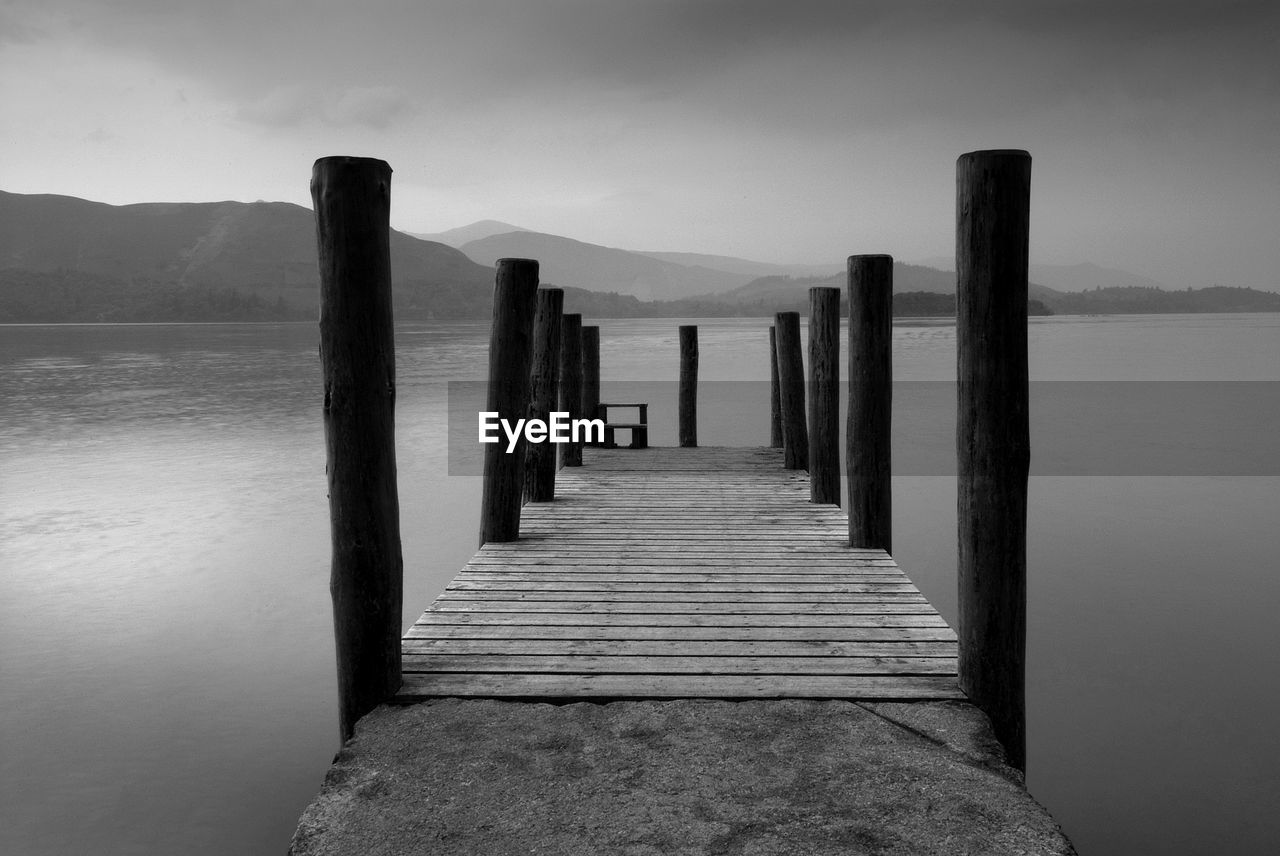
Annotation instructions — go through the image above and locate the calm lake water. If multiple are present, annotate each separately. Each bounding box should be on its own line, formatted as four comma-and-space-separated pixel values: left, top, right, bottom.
2, 314, 1278, 855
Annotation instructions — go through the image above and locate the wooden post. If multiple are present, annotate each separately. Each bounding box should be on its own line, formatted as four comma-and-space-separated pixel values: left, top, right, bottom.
774, 311, 807, 470
524, 288, 563, 503
312, 156, 403, 743
679, 325, 698, 447
807, 288, 840, 503
559, 313, 584, 467
956, 149, 1031, 771
581, 325, 601, 444
769, 326, 783, 448
847, 255, 893, 553
479, 258, 540, 545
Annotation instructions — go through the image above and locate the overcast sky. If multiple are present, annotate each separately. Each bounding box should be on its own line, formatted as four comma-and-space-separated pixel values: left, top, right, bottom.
2, 1, 1277, 288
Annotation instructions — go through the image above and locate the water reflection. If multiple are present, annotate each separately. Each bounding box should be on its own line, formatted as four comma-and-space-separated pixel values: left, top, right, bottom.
1, 316, 1278, 855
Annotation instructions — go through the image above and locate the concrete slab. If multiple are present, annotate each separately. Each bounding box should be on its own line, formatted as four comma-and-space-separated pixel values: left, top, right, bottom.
290, 699, 1075, 855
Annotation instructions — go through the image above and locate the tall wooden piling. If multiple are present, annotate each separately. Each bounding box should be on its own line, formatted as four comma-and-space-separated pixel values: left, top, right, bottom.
524, 288, 564, 503
479, 259, 540, 545
956, 149, 1032, 771
774, 311, 807, 470
559, 314, 584, 467
769, 326, 783, 448
581, 326, 601, 438
679, 325, 698, 447
807, 288, 840, 503
847, 255, 893, 553
312, 156, 403, 742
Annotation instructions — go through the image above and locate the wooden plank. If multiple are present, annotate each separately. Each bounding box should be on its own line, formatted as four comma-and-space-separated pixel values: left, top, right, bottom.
429, 600, 935, 614
453, 573, 912, 584
395, 673, 965, 701
406, 624, 958, 642
465, 556, 900, 565
482, 541, 887, 551
402, 639, 957, 657
514, 523, 867, 529
399, 445, 961, 702
475, 551, 897, 558
402, 654, 957, 676
413, 612, 949, 627
469, 556, 894, 565
461, 562, 899, 570
482, 539, 887, 546
445, 581, 926, 595
445, 585, 921, 598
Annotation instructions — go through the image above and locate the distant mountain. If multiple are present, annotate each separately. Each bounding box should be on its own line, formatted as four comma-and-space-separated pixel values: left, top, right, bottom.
1029, 262, 1166, 293
635, 251, 841, 280
710, 265, 1057, 316
411, 220, 529, 247
918, 256, 1169, 293
0, 190, 492, 322
458, 231, 748, 300
1046, 285, 1280, 315
720, 264, 1063, 303
5, 191, 1275, 322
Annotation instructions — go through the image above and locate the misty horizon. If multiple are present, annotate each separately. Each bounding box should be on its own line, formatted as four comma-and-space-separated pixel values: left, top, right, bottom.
3, 1, 1278, 290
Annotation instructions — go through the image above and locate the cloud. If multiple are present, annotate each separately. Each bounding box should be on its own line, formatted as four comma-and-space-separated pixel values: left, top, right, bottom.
237, 84, 412, 129
9, 1, 1276, 133
326, 86, 412, 128
5, 0, 1278, 287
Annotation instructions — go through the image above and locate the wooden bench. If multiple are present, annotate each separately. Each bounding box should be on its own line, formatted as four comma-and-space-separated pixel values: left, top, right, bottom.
596, 402, 648, 449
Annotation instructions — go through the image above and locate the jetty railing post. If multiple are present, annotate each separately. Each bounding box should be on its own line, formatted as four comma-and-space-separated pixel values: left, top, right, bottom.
581, 325, 601, 444
312, 156, 403, 743
479, 258, 540, 545
679, 325, 698, 447
559, 313, 584, 467
847, 255, 893, 552
807, 287, 840, 503
524, 287, 564, 503
769, 326, 783, 448
956, 149, 1032, 771
774, 311, 807, 470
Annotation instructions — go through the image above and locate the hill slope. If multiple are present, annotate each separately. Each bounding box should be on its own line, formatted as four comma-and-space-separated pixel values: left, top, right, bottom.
721, 264, 1062, 302
411, 220, 529, 247
5, 191, 1275, 322
920, 256, 1174, 293
708, 266, 1054, 316
635, 251, 842, 280
0, 190, 492, 321
459, 231, 748, 300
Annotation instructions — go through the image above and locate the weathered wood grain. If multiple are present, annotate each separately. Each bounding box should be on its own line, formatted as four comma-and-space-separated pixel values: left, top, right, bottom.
479, 259, 539, 544
769, 326, 783, 447
558, 314, 583, 467
956, 149, 1031, 771
398, 673, 964, 701
808, 287, 841, 504
581, 325, 600, 445
847, 254, 893, 553
313, 155, 403, 742
523, 287, 564, 503
773, 313, 808, 469
396, 446, 961, 703
679, 325, 698, 447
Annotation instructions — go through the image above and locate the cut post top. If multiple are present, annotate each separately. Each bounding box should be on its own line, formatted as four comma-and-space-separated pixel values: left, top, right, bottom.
497, 258, 540, 273
313, 155, 391, 169
957, 149, 1031, 162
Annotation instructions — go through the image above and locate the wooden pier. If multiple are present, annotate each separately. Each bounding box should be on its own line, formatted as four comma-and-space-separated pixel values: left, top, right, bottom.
315, 149, 1030, 763
397, 446, 960, 702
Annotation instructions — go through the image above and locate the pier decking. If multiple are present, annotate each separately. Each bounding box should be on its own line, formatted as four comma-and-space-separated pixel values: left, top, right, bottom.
397, 446, 961, 702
